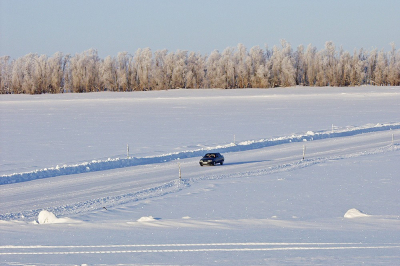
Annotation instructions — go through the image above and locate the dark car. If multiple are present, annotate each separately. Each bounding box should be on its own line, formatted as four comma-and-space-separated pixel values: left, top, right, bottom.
199, 153, 224, 166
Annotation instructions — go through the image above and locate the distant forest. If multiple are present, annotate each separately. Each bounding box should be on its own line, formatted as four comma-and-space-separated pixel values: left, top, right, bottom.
1, 41, 399, 94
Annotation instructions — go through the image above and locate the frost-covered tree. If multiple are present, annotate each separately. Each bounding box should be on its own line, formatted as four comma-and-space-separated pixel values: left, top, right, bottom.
365, 48, 377, 85
269, 40, 296, 87
248, 45, 265, 88
338, 50, 351, 86
47, 52, 65, 93
0, 56, 11, 93
186, 52, 205, 89
349, 49, 365, 86
205, 50, 222, 88
100, 55, 117, 91
171, 50, 188, 89
255, 60, 270, 88
219, 47, 235, 89
234, 43, 250, 88
70, 49, 100, 92
304, 44, 317, 86
163, 52, 176, 90
134, 48, 152, 90
269, 45, 281, 87
62, 54, 71, 93
387, 43, 400, 86
116, 52, 131, 91
10, 57, 23, 93
294, 45, 306, 86
314, 51, 327, 87
323, 41, 337, 86
21, 54, 39, 94
2, 42, 399, 94
374, 49, 388, 86
152, 49, 168, 90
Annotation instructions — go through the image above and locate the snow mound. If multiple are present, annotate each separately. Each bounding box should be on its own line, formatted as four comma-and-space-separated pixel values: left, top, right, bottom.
344, 208, 369, 218
37, 210, 80, 224
38, 210, 58, 224
137, 216, 157, 222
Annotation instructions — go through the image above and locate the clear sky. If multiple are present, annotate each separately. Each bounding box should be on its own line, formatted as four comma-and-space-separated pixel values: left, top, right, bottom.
1, 0, 399, 59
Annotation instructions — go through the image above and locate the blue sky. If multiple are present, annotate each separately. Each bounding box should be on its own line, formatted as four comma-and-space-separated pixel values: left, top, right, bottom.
1, 0, 399, 59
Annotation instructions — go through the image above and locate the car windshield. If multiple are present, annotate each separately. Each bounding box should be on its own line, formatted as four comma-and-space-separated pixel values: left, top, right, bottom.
204, 153, 216, 158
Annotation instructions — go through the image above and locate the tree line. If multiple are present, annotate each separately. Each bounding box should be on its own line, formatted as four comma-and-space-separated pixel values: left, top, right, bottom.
0, 40, 399, 94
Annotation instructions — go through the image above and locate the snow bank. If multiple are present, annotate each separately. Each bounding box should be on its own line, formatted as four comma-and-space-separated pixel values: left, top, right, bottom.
1, 122, 399, 185
344, 208, 369, 218
37, 210, 80, 224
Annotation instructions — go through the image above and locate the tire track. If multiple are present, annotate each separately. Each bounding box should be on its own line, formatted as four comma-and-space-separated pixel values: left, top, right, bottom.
1, 242, 399, 255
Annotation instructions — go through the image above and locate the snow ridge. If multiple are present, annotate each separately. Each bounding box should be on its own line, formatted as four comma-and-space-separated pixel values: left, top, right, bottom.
1, 122, 399, 186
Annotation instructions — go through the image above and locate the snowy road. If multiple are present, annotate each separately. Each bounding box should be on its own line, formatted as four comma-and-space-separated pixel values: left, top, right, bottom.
1, 127, 398, 220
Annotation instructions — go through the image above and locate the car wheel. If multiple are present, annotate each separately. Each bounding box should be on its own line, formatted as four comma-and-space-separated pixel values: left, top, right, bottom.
200, 163, 203, 166
220, 161, 224, 165
212, 161, 215, 166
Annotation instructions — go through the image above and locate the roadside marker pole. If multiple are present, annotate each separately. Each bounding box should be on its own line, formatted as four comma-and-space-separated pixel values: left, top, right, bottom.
178, 162, 181, 179
302, 145, 306, 160
127, 144, 130, 159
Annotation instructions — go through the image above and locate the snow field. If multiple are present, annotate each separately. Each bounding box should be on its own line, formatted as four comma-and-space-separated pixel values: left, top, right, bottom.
1, 86, 400, 176
1, 86, 400, 265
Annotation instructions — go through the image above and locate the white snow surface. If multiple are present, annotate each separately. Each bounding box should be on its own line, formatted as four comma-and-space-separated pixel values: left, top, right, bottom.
1, 86, 400, 265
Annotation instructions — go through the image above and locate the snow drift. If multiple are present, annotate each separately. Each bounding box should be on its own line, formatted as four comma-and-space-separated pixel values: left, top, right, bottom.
137, 216, 157, 222
344, 208, 369, 218
37, 210, 80, 224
